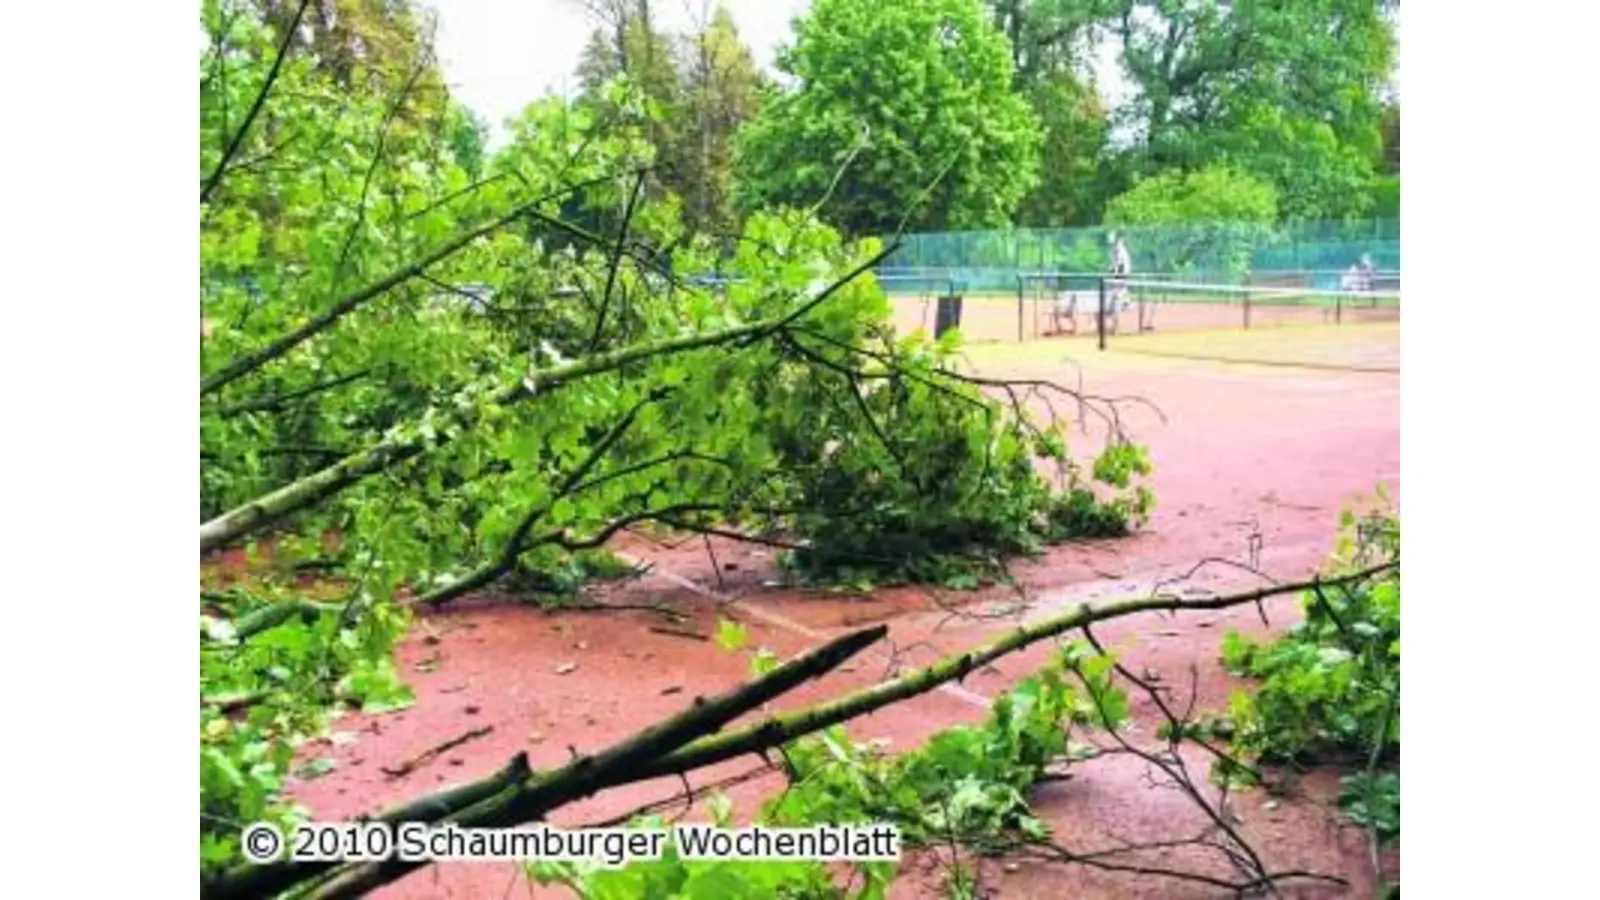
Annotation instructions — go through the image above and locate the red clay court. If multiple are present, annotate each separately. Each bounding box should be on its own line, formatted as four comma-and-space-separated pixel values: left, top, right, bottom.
275, 316, 1401, 899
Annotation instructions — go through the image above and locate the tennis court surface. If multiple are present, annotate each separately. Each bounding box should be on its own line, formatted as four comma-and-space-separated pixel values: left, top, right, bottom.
888, 277, 1399, 373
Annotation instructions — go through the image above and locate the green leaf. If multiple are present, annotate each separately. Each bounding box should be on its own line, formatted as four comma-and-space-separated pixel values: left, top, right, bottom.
749, 648, 779, 677
707, 791, 734, 826
714, 618, 748, 652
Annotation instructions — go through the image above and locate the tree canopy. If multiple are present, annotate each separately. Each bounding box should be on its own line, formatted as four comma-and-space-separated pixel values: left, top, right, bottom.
1113, 0, 1396, 220
1103, 165, 1280, 273
734, 0, 1043, 237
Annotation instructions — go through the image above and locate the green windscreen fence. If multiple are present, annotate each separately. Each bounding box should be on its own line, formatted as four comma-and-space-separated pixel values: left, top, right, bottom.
874, 219, 1399, 293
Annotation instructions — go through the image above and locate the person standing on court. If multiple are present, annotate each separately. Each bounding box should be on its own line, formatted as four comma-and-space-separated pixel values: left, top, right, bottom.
1107, 232, 1133, 332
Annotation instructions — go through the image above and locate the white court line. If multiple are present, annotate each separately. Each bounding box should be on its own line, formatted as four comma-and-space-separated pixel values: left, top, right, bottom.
617, 551, 994, 711
619, 541, 1334, 717
1120, 279, 1401, 301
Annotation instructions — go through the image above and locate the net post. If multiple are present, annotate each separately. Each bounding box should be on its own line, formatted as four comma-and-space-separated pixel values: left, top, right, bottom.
1097, 276, 1108, 351
1336, 291, 1343, 325
1242, 287, 1252, 330
1016, 274, 1024, 343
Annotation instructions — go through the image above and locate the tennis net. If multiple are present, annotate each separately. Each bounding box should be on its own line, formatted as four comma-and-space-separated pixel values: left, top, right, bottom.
1042, 278, 1400, 372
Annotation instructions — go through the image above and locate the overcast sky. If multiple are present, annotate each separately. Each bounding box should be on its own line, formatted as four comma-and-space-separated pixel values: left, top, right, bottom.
421, 0, 1398, 149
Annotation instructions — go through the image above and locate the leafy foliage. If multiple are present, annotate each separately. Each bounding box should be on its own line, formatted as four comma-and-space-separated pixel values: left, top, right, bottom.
735, 0, 1042, 236
767, 642, 1128, 849
1210, 501, 1400, 843
1105, 166, 1280, 275
1014, 72, 1113, 227
573, 3, 766, 237
198, 0, 1152, 879
528, 643, 1133, 897
771, 325, 1155, 586
1370, 175, 1400, 220
1113, 0, 1397, 220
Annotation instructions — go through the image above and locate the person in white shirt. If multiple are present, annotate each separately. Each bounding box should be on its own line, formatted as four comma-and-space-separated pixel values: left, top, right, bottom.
1107, 232, 1132, 331
1110, 233, 1132, 280
1340, 262, 1361, 292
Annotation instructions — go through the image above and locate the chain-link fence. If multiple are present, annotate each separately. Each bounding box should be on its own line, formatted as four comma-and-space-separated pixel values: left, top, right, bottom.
876, 218, 1399, 291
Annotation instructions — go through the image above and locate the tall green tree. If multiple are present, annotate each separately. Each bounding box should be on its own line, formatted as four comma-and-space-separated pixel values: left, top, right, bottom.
1103, 165, 1279, 274
735, 0, 1042, 237
988, 0, 1118, 83
572, 1, 685, 204
1015, 72, 1111, 226
985, 1, 1123, 226
674, 5, 765, 238
1114, 0, 1396, 221
248, 0, 449, 115
1378, 102, 1400, 175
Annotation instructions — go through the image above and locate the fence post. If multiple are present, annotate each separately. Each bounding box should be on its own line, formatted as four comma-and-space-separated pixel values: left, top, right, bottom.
1097, 277, 1108, 351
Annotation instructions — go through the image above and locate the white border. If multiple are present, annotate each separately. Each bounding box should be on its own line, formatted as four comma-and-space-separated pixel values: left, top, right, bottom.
5, 0, 1599, 893
3, 2, 195, 891
1407, 1, 1600, 894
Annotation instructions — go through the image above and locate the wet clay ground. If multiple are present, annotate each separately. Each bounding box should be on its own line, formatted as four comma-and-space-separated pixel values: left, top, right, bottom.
280, 324, 1400, 898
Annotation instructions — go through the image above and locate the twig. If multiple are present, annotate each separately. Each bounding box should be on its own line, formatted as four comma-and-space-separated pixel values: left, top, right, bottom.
703, 533, 725, 590
575, 763, 780, 829
589, 171, 648, 351
650, 625, 709, 642
380, 726, 495, 779
212, 370, 372, 416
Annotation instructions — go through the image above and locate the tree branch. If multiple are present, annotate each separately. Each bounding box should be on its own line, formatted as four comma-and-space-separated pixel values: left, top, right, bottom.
590, 171, 648, 351
212, 370, 372, 416
198, 242, 896, 553
416, 388, 671, 606
201, 173, 622, 397
203, 624, 889, 900
201, 0, 312, 204
633, 564, 1396, 780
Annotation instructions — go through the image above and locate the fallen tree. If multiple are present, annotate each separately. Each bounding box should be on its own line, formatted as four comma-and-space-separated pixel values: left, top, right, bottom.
204, 565, 1393, 899
200, 3, 1157, 889
197, 6, 1391, 898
